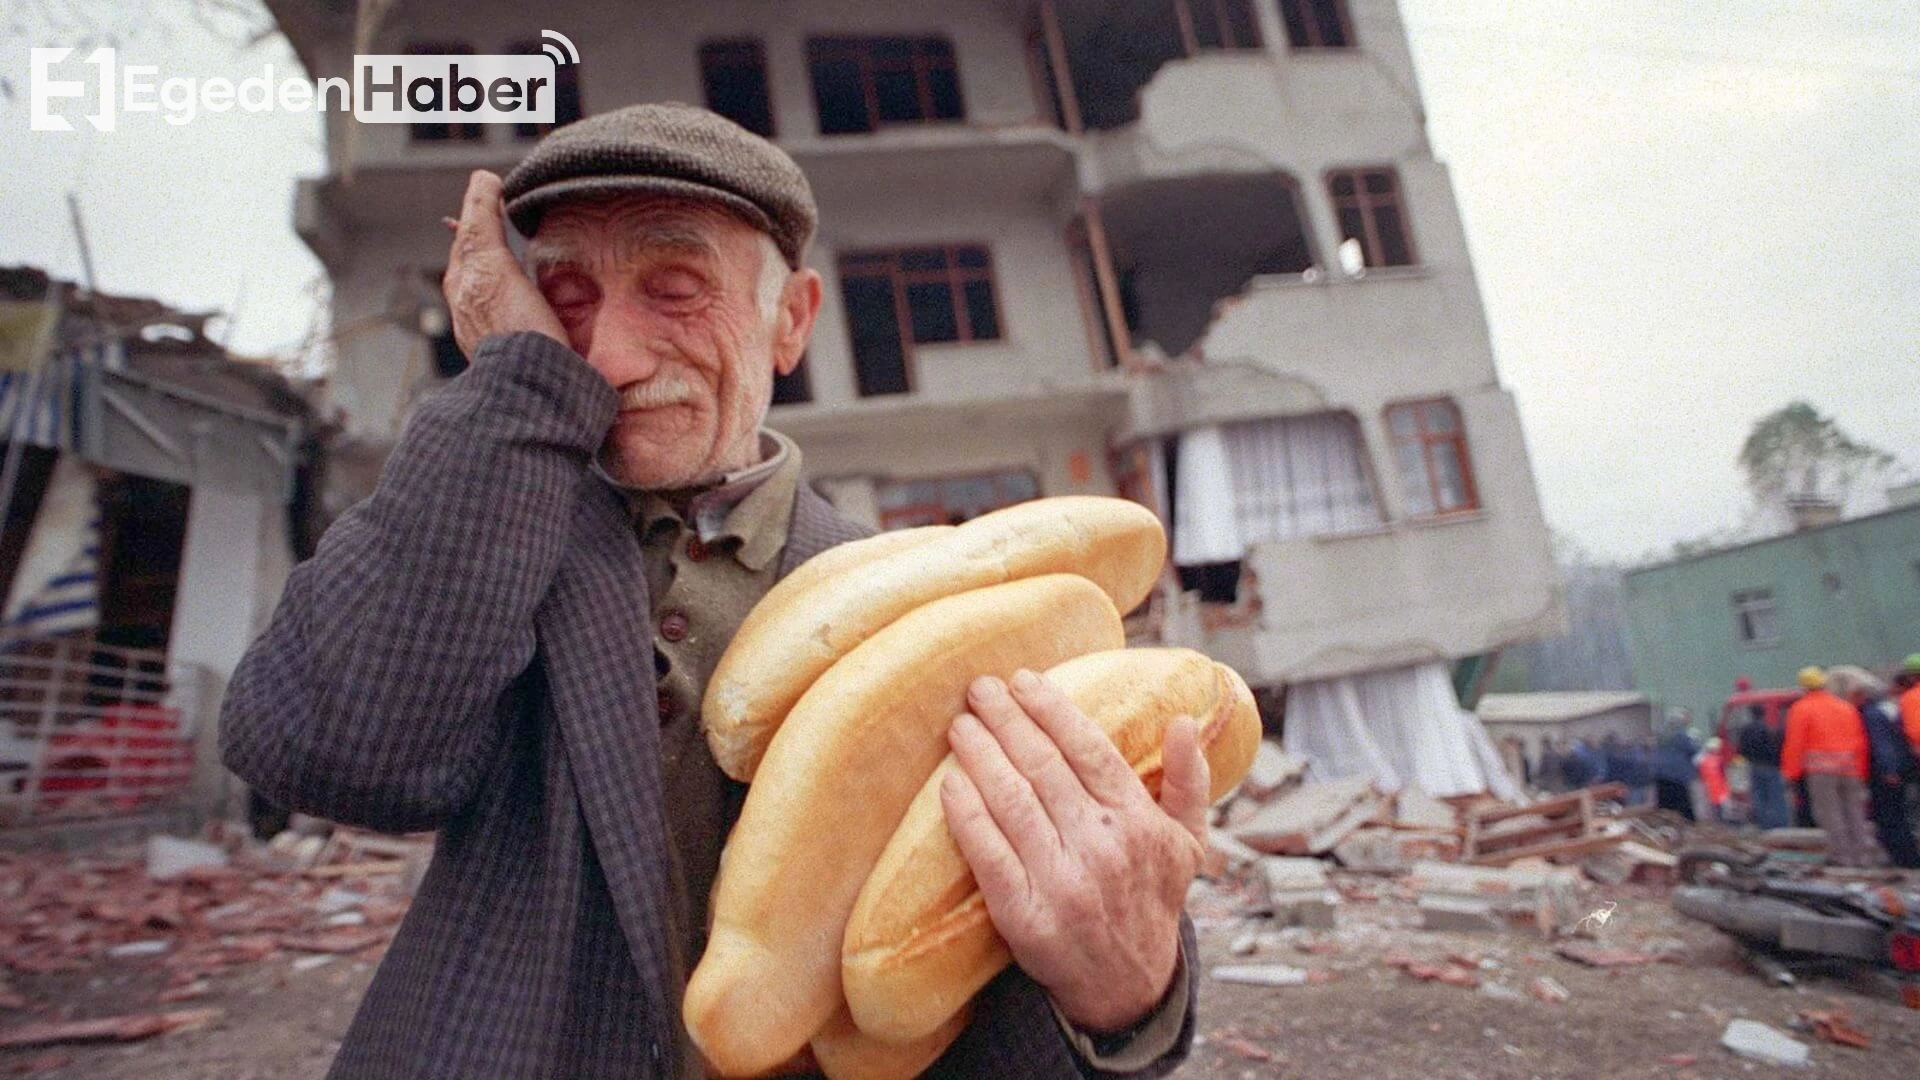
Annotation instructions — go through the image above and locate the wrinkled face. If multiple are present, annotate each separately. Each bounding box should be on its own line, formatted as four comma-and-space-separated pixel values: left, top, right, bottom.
528, 195, 820, 489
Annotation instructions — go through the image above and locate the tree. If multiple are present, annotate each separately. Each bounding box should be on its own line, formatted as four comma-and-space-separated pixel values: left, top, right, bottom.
1738, 401, 1894, 518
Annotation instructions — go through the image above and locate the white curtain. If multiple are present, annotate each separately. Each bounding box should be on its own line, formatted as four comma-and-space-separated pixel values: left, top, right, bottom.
1172, 415, 1382, 567
1172, 426, 1242, 564
1223, 413, 1381, 544
1282, 661, 1519, 799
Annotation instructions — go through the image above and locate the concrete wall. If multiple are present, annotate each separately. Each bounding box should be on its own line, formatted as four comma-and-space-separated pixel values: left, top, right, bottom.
1625, 504, 1920, 734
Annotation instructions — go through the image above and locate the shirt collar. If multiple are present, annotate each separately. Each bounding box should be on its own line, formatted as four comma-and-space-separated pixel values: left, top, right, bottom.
600, 430, 803, 572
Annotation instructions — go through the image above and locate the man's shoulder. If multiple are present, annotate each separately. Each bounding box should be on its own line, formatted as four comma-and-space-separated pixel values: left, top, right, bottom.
779, 482, 877, 579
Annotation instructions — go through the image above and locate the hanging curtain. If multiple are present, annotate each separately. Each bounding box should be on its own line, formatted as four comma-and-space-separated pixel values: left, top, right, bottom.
1282, 660, 1519, 799
1221, 412, 1381, 544
1172, 426, 1242, 565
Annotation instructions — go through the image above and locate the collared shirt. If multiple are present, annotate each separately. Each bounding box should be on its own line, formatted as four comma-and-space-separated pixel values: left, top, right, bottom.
604, 429, 1185, 1075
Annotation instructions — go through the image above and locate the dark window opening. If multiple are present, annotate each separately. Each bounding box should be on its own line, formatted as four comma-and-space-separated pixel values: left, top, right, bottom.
772, 353, 812, 405
1730, 588, 1781, 649
839, 245, 1001, 397
508, 39, 584, 139
1178, 561, 1242, 605
94, 474, 189, 654
807, 36, 964, 135
1279, 0, 1355, 49
700, 39, 775, 136
406, 41, 483, 143
1328, 167, 1416, 268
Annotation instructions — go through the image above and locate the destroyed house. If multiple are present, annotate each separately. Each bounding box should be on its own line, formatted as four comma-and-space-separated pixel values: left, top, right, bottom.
0, 267, 315, 829
274, 0, 1562, 796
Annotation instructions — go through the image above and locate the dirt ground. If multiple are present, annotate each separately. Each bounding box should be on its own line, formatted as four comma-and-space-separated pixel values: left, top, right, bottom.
2, 861, 1916, 1078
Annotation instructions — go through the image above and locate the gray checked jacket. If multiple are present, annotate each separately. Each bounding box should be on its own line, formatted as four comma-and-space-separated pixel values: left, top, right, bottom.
220, 332, 1197, 1079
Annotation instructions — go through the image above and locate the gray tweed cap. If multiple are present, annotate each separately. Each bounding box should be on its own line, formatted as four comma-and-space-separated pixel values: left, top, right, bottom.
503, 102, 817, 267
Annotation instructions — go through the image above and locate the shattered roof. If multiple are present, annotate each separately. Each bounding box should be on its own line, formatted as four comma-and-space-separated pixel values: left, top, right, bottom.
1476, 692, 1649, 724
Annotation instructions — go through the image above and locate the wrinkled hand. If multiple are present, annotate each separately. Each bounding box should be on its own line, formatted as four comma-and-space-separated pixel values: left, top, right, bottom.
441, 170, 567, 357
941, 670, 1209, 1033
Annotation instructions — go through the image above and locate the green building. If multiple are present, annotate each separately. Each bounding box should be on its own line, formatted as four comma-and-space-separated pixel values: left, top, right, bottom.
1624, 503, 1920, 732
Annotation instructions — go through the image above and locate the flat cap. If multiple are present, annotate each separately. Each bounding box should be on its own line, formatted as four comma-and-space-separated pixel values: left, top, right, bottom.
503, 103, 816, 267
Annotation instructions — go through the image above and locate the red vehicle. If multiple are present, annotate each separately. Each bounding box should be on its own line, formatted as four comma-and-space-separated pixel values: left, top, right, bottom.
1714, 678, 1801, 822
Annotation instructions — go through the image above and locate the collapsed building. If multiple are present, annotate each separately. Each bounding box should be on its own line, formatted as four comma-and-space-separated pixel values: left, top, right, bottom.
273, 0, 1563, 796
0, 267, 317, 830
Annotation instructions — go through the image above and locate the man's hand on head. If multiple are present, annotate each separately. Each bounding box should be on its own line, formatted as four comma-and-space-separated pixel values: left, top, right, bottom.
442, 170, 568, 357
940, 670, 1209, 1034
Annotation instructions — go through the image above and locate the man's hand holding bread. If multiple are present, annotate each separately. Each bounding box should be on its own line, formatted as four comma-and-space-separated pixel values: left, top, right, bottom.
943, 669, 1208, 1034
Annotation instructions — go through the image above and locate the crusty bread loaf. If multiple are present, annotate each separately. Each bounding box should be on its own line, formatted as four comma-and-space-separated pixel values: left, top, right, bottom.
684, 575, 1126, 1077
768, 525, 954, 604
841, 649, 1261, 1044
703, 497, 1165, 781
808, 1003, 970, 1080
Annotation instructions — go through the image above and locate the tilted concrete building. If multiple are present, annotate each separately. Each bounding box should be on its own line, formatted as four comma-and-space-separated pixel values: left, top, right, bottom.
273, 0, 1563, 794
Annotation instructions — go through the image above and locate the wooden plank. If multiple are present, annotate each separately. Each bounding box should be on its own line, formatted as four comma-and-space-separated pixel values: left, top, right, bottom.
1470, 831, 1626, 867
1079, 199, 1135, 371
1470, 784, 1625, 827
1038, 0, 1083, 136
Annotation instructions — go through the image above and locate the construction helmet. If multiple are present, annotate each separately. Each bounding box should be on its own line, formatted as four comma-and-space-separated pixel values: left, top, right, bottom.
1796, 666, 1827, 690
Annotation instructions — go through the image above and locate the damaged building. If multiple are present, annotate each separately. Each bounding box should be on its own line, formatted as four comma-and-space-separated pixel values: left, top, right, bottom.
0, 267, 315, 830
274, 0, 1563, 796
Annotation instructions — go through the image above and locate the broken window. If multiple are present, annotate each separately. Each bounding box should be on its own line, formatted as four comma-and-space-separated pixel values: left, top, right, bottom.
1328, 167, 1416, 268
94, 473, 189, 653
507, 39, 584, 139
772, 352, 812, 406
700, 39, 775, 137
807, 36, 964, 135
1730, 588, 1781, 649
1279, 0, 1355, 49
1386, 399, 1479, 518
1186, 0, 1263, 50
405, 42, 483, 143
838, 245, 1003, 397
877, 471, 1039, 528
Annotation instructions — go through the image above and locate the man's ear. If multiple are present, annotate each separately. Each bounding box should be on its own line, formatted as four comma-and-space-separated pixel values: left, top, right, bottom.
773, 269, 823, 377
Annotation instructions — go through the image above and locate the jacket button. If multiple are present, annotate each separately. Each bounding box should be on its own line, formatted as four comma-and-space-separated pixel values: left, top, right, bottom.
660, 611, 690, 643
657, 688, 678, 721
686, 537, 709, 562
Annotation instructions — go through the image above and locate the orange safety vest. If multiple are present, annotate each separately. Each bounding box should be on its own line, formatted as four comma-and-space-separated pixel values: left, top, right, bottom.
1902, 684, 1920, 754
1781, 689, 1868, 781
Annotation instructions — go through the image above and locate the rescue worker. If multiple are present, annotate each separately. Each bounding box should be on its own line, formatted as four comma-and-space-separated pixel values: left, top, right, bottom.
1831, 667, 1920, 868
1900, 653, 1920, 756
1695, 736, 1730, 824
1780, 666, 1878, 867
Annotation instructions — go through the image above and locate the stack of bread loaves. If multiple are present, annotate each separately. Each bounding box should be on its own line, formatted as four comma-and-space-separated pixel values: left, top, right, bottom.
685, 496, 1261, 1078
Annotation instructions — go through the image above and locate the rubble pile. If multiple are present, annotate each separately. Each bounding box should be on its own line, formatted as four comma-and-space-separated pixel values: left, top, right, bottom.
0, 826, 427, 1052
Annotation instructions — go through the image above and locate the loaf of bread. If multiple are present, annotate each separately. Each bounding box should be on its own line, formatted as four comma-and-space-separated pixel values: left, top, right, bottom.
807, 1003, 970, 1080
841, 648, 1261, 1044
770, 525, 953, 601
703, 497, 1165, 781
683, 574, 1127, 1077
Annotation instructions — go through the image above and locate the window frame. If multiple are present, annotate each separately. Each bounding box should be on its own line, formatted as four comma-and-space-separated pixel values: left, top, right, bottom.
1182, 0, 1264, 52
1278, 0, 1357, 50
1384, 397, 1480, 518
699, 37, 777, 137
1327, 166, 1418, 269
838, 244, 1006, 390
805, 35, 966, 135
1730, 588, 1782, 650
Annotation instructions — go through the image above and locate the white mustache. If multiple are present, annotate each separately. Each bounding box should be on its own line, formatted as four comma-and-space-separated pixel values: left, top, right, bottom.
618, 376, 694, 411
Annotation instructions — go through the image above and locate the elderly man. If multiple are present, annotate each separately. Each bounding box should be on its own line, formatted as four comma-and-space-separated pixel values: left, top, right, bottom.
221, 104, 1202, 1079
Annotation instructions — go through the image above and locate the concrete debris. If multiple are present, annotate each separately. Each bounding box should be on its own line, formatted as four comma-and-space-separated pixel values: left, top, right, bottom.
1418, 896, 1505, 933
1210, 964, 1310, 987
145, 836, 229, 881
1256, 857, 1340, 929
1478, 981, 1525, 1003
1332, 827, 1461, 872
1552, 942, 1663, 968
105, 940, 171, 959
1233, 774, 1383, 856
1392, 785, 1459, 831
1202, 828, 1264, 879
1719, 1019, 1810, 1068
1463, 784, 1630, 866
1408, 861, 1586, 938
1528, 976, 1571, 1004
1241, 741, 1307, 799
1581, 840, 1679, 886
1756, 828, 1827, 852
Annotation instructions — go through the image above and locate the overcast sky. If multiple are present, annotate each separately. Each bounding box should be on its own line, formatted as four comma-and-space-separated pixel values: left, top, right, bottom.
2, 0, 1915, 562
